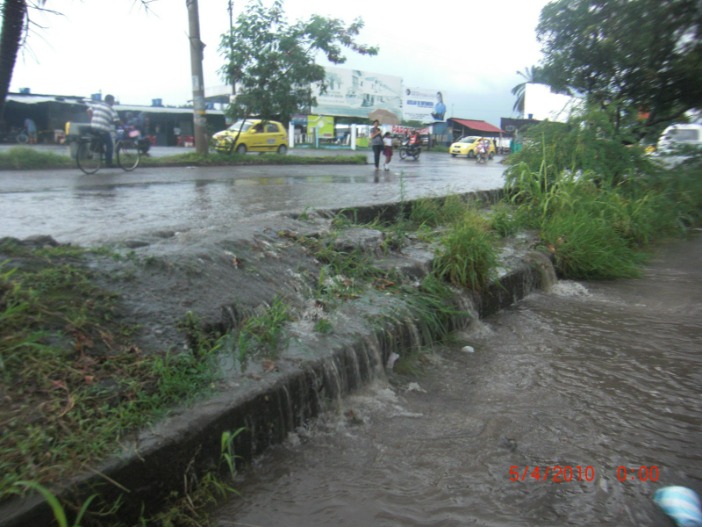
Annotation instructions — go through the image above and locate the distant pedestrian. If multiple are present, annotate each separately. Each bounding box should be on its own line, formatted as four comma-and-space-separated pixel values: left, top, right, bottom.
87, 94, 119, 167
383, 132, 393, 171
23, 117, 37, 144
370, 119, 383, 170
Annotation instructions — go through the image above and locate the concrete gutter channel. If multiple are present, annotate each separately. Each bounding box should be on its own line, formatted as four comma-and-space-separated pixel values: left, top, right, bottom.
1, 189, 556, 526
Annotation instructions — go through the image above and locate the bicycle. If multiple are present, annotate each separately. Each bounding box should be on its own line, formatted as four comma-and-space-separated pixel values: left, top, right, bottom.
75, 128, 140, 175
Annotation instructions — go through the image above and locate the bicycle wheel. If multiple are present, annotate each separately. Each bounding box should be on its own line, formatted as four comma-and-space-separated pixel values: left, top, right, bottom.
76, 138, 102, 174
116, 140, 140, 171
16, 132, 28, 145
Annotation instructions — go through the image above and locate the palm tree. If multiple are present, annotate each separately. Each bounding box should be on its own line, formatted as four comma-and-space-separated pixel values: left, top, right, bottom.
511, 66, 544, 116
0, 0, 30, 119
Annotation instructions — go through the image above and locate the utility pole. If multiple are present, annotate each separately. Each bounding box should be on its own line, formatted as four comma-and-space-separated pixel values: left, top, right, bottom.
227, 0, 236, 100
187, 0, 208, 154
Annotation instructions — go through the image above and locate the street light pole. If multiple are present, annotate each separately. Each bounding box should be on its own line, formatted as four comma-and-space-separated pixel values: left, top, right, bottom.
186, 0, 208, 154
227, 0, 236, 100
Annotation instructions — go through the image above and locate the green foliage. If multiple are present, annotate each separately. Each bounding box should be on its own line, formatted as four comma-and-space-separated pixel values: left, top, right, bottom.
541, 210, 644, 279
220, 428, 246, 480
314, 318, 333, 334
14, 481, 96, 527
409, 195, 467, 227
220, 0, 378, 122
236, 296, 291, 363
488, 202, 521, 238
537, 0, 702, 137
503, 107, 702, 280
505, 109, 658, 190
0, 147, 74, 170
432, 211, 497, 290
0, 246, 223, 498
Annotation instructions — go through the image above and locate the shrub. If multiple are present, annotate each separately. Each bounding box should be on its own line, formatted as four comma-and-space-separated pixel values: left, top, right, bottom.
432, 211, 497, 290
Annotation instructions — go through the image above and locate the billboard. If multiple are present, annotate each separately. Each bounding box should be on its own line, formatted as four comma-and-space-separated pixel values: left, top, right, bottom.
403, 88, 446, 122
311, 66, 403, 121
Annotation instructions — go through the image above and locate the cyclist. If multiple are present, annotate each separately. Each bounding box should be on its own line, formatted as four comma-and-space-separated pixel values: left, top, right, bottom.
87, 94, 119, 167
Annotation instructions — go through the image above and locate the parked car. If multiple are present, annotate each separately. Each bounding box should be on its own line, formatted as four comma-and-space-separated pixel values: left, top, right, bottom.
449, 136, 496, 159
211, 119, 288, 154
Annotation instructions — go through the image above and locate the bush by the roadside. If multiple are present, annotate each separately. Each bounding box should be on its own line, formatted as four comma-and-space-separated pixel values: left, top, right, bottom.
0, 147, 74, 170
504, 109, 702, 280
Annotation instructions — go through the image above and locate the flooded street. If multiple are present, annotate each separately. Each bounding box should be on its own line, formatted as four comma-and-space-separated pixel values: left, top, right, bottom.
0, 152, 503, 246
212, 234, 702, 527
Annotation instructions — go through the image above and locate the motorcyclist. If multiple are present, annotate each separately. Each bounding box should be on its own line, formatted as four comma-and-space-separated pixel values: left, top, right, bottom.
408, 130, 421, 155
476, 137, 488, 163
126, 112, 151, 155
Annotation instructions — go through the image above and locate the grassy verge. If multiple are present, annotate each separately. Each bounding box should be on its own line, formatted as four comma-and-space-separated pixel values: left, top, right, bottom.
0, 240, 222, 502
0, 146, 367, 171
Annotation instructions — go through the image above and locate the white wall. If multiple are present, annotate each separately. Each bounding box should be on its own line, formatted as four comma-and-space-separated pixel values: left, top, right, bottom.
524, 83, 581, 123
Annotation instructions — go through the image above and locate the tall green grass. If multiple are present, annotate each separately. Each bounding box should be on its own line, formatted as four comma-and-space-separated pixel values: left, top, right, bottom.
503, 108, 702, 279
432, 210, 497, 290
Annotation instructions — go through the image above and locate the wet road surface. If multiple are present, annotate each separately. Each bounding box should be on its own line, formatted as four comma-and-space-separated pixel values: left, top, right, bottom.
0, 151, 505, 245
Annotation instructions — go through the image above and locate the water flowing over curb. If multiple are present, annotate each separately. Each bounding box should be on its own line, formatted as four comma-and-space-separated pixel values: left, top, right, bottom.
0, 195, 556, 527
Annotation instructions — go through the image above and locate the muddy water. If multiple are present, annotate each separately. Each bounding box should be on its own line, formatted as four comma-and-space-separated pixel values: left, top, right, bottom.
212, 234, 702, 527
0, 154, 504, 245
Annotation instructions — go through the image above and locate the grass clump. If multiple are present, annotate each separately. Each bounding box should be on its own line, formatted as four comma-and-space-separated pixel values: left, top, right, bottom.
541, 210, 643, 279
432, 210, 497, 290
236, 295, 291, 365
409, 194, 468, 227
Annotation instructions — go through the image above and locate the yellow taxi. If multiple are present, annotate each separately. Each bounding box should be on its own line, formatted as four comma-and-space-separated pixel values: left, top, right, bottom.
212, 119, 288, 154
449, 136, 496, 159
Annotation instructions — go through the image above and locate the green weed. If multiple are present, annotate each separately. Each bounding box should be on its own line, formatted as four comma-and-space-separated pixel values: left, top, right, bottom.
409, 195, 467, 227
541, 210, 644, 279
236, 296, 291, 364
314, 318, 334, 334
432, 211, 498, 290
13, 481, 97, 527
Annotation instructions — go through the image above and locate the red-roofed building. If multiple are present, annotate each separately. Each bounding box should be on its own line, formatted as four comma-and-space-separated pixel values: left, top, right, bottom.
447, 118, 504, 142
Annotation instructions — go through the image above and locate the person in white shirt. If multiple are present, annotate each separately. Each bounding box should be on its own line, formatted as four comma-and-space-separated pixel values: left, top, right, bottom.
87, 94, 119, 167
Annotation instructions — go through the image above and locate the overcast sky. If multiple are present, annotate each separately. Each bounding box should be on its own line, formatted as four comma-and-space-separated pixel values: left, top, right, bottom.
11, 0, 552, 126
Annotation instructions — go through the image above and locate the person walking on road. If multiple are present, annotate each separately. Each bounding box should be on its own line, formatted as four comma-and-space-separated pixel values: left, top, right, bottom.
23, 117, 37, 144
87, 94, 119, 167
383, 132, 393, 171
370, 120, 383, 170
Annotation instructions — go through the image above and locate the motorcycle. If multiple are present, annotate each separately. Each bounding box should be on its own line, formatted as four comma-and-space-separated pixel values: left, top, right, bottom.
117, 126, 151, 155
399, 140, 421, 161
475, 148, 489, 164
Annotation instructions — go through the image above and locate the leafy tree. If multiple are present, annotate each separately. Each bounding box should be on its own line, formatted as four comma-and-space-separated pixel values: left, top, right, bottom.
536, 0, 702, 139
219, 0, 378, 124
510, 66, 546, 115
